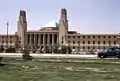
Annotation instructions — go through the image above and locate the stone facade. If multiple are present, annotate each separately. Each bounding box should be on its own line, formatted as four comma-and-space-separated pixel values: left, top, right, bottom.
65, 34, 120, 51
0, 8, 120, 51
0, 34, 18, 48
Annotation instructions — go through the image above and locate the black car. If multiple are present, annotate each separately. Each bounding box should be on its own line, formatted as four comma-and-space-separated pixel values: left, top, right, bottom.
98, 47, 120, 58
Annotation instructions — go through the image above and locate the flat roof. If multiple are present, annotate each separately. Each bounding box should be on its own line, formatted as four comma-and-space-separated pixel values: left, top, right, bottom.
65, 34, 118, 36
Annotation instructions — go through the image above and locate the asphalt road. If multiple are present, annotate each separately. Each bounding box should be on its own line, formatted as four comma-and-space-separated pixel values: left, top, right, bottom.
0, 53, 98, 59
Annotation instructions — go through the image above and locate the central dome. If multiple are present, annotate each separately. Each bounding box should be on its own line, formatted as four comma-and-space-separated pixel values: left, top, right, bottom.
42, 21, 59, 27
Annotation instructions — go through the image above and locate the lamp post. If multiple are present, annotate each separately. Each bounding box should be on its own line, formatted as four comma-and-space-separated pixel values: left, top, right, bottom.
6, 22, 9, 48
118, 33, 120, 47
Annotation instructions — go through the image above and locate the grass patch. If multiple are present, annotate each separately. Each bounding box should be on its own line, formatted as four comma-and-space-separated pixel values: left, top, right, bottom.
0, 58, 120, 81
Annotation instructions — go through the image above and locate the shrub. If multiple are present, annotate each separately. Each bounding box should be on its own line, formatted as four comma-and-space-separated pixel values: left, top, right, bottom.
22, 48, 32, 60
5, 47, 16, 53
0, 45, 4, 53
52, 48, 58, 53
32, 50, 36, 53
61, 46, 67, 54
39, 49, 43, 53
67, 46, 72, 54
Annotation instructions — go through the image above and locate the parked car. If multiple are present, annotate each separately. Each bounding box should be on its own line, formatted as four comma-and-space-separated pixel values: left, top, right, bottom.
98, 46, 120, 58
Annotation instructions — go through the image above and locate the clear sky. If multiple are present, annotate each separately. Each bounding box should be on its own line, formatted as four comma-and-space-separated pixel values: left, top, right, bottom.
0, 0, 120, 34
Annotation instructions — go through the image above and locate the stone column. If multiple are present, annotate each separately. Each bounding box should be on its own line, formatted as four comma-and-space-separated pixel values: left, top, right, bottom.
52, 34, 54, 46
47, 34, 50, 45
38, 34, 41, 46
27, 34, 29, 47
57, 34, 59, 44
34, 34, 37, 49
33, 34, 35, 45
25, 34, 28, 46
30, 34, 32, 45
29, 34, 32, 49
43, 34, 45, 46
52, 34, 55, 53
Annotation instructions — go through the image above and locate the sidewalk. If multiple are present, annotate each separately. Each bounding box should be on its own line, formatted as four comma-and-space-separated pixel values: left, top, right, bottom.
0, 53, 97, 59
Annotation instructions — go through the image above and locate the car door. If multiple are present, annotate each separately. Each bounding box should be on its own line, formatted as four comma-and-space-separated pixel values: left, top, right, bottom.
106, 48, 117, 56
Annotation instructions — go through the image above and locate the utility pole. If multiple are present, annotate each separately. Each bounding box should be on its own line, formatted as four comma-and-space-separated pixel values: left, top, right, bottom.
6, 22, 9, 48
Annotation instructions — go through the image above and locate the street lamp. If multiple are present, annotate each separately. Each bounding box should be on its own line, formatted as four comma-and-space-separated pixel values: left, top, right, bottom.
118, 33, 120, 47
6, 22, 9, 48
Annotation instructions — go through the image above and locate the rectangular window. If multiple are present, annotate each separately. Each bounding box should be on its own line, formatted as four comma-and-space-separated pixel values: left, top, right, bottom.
68, 41, 70, 44
98, 36, 100, 39
73, 46, 75, 49
73, 41, 75, 44
103, 41, 105, 44
88, 41, 90, 44
114, 41, 116, 44
10, 40, 12, 43
93, 41, 95, 44
2, 36, 4, 39
68, 36, 70, 39
2, 40, 4, 43
6, 41, 8, 43
62, 36, 63, 40
10, 36, 12, 38
83, 41, 85, 44
98, 41, 100, 44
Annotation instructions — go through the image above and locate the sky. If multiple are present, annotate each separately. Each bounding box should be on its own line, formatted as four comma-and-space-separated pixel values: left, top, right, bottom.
0, 0, 120, 34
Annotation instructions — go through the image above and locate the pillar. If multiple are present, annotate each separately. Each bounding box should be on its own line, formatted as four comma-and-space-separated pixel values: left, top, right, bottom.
47, 34, 50, 45
34, 34, 36, 45
52, 34, 54, 45
52, 34, 55, 52
29, 34, 32, 49
30, 34, 32, 45
25, 34, 28, 47
34, 34, 37, 49
38, 34, 41, 47
57, 34, 59, 45
43, 34, 45, 46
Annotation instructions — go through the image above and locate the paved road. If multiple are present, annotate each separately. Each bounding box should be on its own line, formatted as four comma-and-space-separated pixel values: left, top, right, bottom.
0, 53, 98, 59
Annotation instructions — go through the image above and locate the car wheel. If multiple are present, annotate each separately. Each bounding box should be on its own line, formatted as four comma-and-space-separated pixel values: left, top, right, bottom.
99, 55, 104, 58
117, 55, 120, 59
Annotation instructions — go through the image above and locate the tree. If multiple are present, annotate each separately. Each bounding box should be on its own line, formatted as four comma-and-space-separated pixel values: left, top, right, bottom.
0, 45, 4, 53
5, 46, 16, 53
22, 48, 32, 60
61, 45, 67, 54
52, 47, 58, 53
67, 46, 72, 54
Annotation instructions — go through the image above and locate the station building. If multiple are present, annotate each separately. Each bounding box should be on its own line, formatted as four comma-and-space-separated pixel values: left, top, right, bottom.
0, 8, 120, 51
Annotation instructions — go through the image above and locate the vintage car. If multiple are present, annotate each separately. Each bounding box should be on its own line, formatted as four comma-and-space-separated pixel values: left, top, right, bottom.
98, 46, 120, 58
